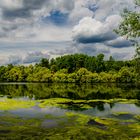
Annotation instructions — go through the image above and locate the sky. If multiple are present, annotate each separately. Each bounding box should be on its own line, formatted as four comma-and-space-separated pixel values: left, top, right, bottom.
0, 0, 138, 65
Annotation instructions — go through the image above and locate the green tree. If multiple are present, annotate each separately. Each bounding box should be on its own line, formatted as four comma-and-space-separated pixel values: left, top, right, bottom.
116, 0, 140, 78
0, 66, 6, 81
39, 58, 49, 68
96, 54, 105, 72
4, 66, 25, 82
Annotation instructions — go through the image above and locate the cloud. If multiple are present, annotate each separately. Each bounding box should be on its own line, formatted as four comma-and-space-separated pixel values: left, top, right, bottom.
69, 0, 93, 23
1, 0, 46, 20
0, 40, 135, 66
0, 0, 76, 44
72, 15, 122, 44
92, 0, 136, 20
0, 0, 136, 43
7, 55, 22, 65
110, 46, 135, 60
105, 37, 132, 48
112, 52, 133, 60
88, 4, 99, 13
1, 0, 75, 20
1, 51, 50, 65
0, 0, 23, 10
74, 43, 110, 58
0, 0, 137, 65
23, 51, 50, 64
0, 41, 71, 65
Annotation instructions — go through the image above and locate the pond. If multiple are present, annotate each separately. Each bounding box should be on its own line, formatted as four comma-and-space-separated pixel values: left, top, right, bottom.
0, 83, 140, 140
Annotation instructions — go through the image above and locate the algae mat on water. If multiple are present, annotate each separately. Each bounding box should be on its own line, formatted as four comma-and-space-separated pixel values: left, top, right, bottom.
0, 112, 140, 140
39, 98, 140, 110
0, 98, 140, 139
0, 98, 36, 110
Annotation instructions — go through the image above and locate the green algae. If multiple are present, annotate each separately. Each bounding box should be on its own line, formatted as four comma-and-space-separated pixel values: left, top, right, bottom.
0, 115, 43, 140
134, 115, 140, 121
39, 98, 72, 108
0, 97, 140, 139
38, 98, 140, 110
112, 112, 132, 115
0, 98, 36, 110
55, 112, 140, 140
66, 112, 91, 126
0, 112, 140, 140
0, 115, 41, 127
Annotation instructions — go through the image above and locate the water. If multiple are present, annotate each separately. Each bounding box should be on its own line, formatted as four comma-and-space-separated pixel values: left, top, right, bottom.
0, 83, 140, 139
0, 83, 139, 100
0, 83, 140, 117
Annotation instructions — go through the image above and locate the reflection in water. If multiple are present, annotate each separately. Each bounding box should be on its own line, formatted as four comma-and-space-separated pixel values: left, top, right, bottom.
0, 83, 140, 120
0, 83, 140, 100
82, 103, 140, 118
9, 106, 66, 119
0, 102, 139, 121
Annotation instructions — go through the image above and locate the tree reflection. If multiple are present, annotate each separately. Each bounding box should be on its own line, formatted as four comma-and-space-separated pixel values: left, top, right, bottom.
0, 83, 139, 100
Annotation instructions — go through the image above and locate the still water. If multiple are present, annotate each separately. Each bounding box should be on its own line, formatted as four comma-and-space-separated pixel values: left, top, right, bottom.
0, 83, 140, 139
0, 83, 140, 100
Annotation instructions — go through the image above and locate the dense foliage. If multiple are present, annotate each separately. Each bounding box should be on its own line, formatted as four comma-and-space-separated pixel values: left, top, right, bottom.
0, 53, 139, 83
115, 0, 140, 75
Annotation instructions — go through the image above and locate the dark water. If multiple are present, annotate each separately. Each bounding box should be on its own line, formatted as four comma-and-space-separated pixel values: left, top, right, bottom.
0, 83, 140, 100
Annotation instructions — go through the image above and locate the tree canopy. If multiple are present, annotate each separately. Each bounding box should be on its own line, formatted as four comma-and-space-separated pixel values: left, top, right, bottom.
0, 53, 138, 83
116, 0, 140, 38
115, 0, 140, 76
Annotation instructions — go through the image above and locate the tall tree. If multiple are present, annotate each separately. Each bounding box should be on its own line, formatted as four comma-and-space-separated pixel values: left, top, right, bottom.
115, 0, 140, 77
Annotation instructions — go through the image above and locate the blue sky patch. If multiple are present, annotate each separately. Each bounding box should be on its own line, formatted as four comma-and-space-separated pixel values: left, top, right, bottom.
88, 4, 99, 12
42, 10, 69, 26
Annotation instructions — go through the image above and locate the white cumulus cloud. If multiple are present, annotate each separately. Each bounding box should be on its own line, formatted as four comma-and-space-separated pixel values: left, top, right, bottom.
72, 15, 122, 44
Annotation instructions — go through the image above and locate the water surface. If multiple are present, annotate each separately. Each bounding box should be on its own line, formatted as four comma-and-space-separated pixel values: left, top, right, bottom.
0, 83, 140, 139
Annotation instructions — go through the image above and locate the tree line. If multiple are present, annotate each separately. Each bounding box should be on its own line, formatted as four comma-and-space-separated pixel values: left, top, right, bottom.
0, 53, 139, 83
